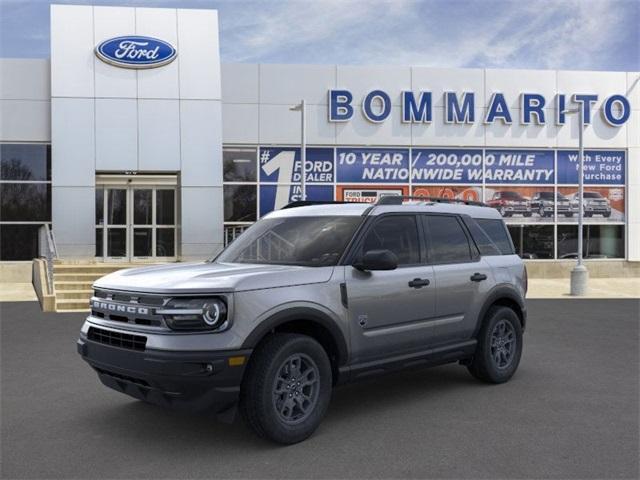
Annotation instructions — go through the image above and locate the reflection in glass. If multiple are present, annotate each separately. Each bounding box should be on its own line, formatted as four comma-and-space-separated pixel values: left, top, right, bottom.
0, 144, 51, 181
133, 228, 152, 257
507, 225, 554, 259
156, 190, 175, 225
156, 228, 175, 257
224, 185, 257, 222
133, 190, 152, 225
95, 188, 104, 226
107, 228, 126, 257
557, 225, 624, 259
0, 184, 51, 221
95, 228, 103, 257
107, 189, 127, 225
0, 224, 40, 260
223, 148, 257, 182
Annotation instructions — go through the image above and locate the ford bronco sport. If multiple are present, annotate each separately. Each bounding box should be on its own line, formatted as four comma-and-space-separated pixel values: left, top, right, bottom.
78, 196, 527, 444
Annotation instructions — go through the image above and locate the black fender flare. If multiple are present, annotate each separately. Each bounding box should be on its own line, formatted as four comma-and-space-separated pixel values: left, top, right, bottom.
473, 284, 527, 337
241, 307, 349, 366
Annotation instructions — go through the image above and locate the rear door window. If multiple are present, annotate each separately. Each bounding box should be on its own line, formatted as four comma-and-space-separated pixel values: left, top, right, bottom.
423, 215, 473, 264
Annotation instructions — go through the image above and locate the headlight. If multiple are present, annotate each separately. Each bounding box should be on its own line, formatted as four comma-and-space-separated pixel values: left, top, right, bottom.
157, 297, 229, 332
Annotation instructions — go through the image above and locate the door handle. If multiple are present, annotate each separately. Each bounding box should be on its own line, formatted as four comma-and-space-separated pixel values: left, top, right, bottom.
470, 273, 487, 282
408, 278, 430, 288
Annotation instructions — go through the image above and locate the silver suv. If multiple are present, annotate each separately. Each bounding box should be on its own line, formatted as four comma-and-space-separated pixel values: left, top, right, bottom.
78, 197, 527, 444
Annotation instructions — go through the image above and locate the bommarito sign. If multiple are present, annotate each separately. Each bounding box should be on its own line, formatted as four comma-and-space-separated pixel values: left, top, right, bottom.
328, 89, 631, 127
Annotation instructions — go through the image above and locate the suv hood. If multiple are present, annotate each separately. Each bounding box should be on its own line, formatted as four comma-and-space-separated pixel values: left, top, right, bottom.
94, 262, 335, 294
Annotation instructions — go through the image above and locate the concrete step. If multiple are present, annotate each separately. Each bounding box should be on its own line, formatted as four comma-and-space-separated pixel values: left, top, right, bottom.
55, 299, 90, 311
55, 289, 93, 299
54, 281, 94, 291
54, 267, 124, 276
53, 273, 108, 282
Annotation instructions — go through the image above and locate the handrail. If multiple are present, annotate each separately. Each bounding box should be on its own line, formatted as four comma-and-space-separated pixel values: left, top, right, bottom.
38, 224, 58, 294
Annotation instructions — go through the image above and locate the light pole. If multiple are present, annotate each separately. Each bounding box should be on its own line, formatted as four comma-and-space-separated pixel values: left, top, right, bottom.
289, 100, 307, 201
564, 104, 588, 295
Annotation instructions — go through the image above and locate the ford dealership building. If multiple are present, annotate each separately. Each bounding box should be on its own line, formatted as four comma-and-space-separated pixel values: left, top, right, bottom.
1, 4, 638, 273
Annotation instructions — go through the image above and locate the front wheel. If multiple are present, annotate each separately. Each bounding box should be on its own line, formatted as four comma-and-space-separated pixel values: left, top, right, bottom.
239, 333, 332, 444
467, 306, 523, 384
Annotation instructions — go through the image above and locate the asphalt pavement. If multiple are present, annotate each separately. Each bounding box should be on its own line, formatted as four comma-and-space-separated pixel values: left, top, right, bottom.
1, 299, 638, 479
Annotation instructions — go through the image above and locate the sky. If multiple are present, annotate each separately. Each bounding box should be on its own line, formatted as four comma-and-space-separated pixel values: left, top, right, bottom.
0, 0, 638, 71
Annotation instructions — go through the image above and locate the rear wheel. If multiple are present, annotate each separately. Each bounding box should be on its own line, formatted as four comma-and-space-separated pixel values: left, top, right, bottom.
468, 306, 522, 384
239, 333, 332, 444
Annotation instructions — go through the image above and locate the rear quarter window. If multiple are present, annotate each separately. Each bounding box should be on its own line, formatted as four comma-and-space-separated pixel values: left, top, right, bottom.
472, 218, 515, 255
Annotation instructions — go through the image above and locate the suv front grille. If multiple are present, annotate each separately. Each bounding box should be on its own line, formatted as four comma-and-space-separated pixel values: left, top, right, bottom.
88, 326, 147, 351
90, 289, 167, 329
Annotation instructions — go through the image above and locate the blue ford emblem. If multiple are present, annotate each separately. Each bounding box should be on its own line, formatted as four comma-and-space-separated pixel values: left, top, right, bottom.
95, 36, 177, 69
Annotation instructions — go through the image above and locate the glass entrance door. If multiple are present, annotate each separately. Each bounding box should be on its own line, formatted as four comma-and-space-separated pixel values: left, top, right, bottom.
96, 185, 177, 261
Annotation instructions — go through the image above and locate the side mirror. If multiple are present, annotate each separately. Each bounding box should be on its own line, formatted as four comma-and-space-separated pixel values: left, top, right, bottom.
353, 249, 398, 271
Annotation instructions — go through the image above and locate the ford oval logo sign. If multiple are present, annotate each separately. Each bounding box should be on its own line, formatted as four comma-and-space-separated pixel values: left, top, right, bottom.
95, 36, 177, 69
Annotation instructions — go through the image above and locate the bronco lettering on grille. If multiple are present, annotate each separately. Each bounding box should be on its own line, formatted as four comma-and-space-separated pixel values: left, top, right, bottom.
91, 300, 149, 315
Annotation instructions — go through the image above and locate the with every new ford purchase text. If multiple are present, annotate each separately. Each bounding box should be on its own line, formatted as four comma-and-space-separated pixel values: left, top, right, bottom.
78, 197, 527, 444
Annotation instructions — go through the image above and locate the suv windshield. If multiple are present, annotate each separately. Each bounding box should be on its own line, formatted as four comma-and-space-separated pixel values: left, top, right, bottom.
584, 192, 603, 198
216, 216, 362, 267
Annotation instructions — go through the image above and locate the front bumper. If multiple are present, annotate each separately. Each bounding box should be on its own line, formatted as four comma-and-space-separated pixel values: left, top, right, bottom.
585, 206, 611, 215
77, 335, 251, 413
503, 205, 530, 213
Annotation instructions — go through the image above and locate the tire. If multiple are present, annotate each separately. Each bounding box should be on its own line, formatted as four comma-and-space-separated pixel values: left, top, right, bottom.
467, 306, 523, 384
239, 333, 332, 444
565, 213, 574, 217
523, 211, 532, 218
538, 206, 545, 217
603, 211, 611, 218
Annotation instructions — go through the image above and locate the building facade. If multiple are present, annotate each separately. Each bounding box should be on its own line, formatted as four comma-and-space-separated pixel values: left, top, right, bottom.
1, 4, 639, 270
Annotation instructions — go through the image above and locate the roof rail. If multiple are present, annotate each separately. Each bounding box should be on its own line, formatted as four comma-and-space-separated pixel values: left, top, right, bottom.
281, 200, 350, 209
376, 195, 487, 207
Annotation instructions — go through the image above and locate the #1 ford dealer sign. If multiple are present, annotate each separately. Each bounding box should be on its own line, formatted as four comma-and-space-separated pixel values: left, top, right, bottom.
95, 35, 177, 69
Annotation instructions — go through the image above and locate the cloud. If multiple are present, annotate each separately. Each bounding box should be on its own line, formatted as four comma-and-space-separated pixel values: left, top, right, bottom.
0, 0, 637, 70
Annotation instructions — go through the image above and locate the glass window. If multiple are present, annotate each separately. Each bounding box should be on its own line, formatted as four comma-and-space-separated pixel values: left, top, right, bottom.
0, 183, 51, 221
133, 228, 152, 257
508, 225, 554, 259
133, 190, 152, 225
95, 188, 104, 226
361, 215, 420, 265
0, 144, 51, 181
156, 228, 175, 257
107, 189, 127, 225
557, 225, 624, 259
156, 190, 175, 225
476, 218, 515, 255
0, 224, 41, 260
425, 215, 472, 264
95, 228, 103, 257
223, 148, 257, 182
224, 185, 257, 222
217, 216, 362, 267
107, 228, 126, 257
